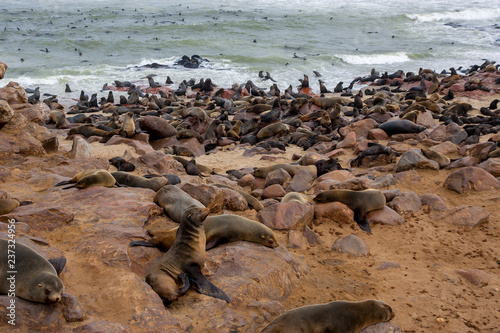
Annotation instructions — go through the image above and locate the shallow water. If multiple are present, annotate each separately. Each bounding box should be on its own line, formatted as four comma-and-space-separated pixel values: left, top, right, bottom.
0, 0, 499, 98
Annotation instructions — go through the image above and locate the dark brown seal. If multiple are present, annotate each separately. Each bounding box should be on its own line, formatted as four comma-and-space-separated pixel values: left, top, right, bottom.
154, 185, 205, 223
0, 239, 64, 303
313, 189, 386, 233
111, 171, 168, 191
260, 299, 395, 333
145, 206, 230, 304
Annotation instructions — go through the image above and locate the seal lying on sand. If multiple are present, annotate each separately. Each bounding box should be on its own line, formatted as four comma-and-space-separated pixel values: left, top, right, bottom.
260, 299, 395, 333
313, 189, 386, 233
145, 206, 230, 304
130, 214, 278, 250
0, 239, 64, 303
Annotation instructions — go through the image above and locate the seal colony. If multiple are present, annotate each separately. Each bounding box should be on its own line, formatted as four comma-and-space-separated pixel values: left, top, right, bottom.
1, 59, 500, 331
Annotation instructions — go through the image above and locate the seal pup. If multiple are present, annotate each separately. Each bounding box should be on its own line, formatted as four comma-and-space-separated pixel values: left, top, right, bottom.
111, 171, 168, 191
109, 156, 136, 172
55, 169, 116, 189
313, 189, 386, 233
260, 299, 395, 333
0, 239, 64, 303
154, 185, 205, 223
130, 214, 278, 251
145, 206, 230, 304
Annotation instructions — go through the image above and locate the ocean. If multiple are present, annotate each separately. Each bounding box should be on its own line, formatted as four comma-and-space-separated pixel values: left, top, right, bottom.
0, 0, 499, 99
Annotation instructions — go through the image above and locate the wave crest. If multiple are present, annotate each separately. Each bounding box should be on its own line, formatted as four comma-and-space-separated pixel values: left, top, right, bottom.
337, 52, 411, 65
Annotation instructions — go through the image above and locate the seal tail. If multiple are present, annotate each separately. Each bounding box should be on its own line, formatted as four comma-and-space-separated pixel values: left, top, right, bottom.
186, 266, 230, 302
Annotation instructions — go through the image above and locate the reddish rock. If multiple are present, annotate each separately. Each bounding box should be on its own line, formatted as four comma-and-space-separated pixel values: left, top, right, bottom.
456, 269, 492, 285
0, 295, 65, 330
313, 202, 354, 226
367, 128, 389, 140
297, 152, 327, 166
138, 151, 184, 174
0, 62, 6, 79
72, 321, 134, 333
394, 170, 421, 184
459, 142, 496, 163
258, 201, 314, 230
0, 100, 14, 124
265, 168, 292, 187
396, 148, 439, 172
478, 157, 500, 177
286, 230, 304, 249
416, 110, 436, 129
360, 321, 403, 333
328, 177, 370, 190
332, 235, 370, 257
431, 141, 458, 155
136, 116, 177, 141
70, 135, 92, 158
181, 183, 225, 213
303, 226, 324, 245
339, 118, 378, 139
387, 191, 421, 214
0, 204, 74, 230
370, 174, 396, 189
443, 167, 500, 193
0, 81, 28, 105
366, 206, 405, 225
238, 173, 255, 187
16, 102, 50, 125
431, 205, 489, 228
286, 170, 313, 192
261, 184, 286, 199
445, 156, 477, 169
315, 170, 354, 184
419, 193, 449, 211
218, 187, 248, 211
105, 136, 154, 155
337, 131, 356, 148
61, 293, 85, 322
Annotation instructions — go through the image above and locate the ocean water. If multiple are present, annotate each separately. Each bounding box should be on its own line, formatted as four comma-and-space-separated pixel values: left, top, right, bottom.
0, 0, 499, 99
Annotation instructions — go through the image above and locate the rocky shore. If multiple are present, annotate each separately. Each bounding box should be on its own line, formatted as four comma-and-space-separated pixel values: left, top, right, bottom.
1, 60, 500, 332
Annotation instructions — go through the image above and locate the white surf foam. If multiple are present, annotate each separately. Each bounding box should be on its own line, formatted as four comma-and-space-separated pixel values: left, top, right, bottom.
337, 52, 411, 65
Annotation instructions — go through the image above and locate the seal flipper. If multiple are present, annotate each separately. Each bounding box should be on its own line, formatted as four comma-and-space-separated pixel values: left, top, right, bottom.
186, 265, 230, 302
129, 240, 157, 248
353, 209, 372, 234
178, 272, 191, 295
55, 180, 72, 187
48, 256, 67, 275
205, 237, 229, 250
61, 184, 76, 189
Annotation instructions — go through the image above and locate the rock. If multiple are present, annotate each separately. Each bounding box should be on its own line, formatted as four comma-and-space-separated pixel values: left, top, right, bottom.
360, 321, 403, 333
0, 203, 74, 230
0, 81, 28, 105
286, 170, 313, 192
238, 173, 255, 187
286, 230, 304, 249
396, 148, 439, 172
328, 177, 370, 190
443, 167, 500, 193
394, 170, 421, 184
16, 102, 50, 125
258, 202, 314, 230
370, 174, 396, 189
105, 136, 154, 155
265, 168, 291, 187
387, 191, 421, 214
416, 110, 436, 129
217, 187, 248, 211
180, 183, 225, 213
61, 293, 85, 322
70, 135, 91, 159
205, 242, 308, 305
336, 131, 356, 148
339, 118, 378, 139
138, 151, 184, 174
367, 128, 389, 140
136, 116, 177, 140
419, 193, 448, 211
313, 201, 354, 226
478, 158, 500, 177
382, 189, 403, 202
456, 269, 492, 285
72, 321, 134, 333
0, 100, 14, 124
0, 62, 7, 79
446, 130, 468, 145
459, 142, 496, 163
431, 141, 458, 155
303, 226, 324, 245
377, 262, 401, 271
261, 184, 286, 199
0, 295, 65, 330
445, 156, 477, 170
366, 206, 405, 225
42, 136, 59, 153
431, 205, 489, 228
332, 235, 370, 257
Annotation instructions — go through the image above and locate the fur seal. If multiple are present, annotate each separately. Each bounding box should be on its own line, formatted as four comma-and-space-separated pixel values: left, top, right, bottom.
310, 97, 347, 109
55, 169, 116, 189
111, 171, 168, 191
260, 299, 395, 333
109, 156, 136, 172
313, 189, 386, 233
145, 206, 230, 304
281, 192, 313, 204
68, 125, 109, 138
49, 110, 66, 128
227, 120, 243, 140
421, 148, 450, 168
131, 214, 278, 251
378, 119, 425, 136
212, 184, 264, 211
121, 112, 135, 138
0, 239, 64, 303
253, 164, 317, 179
176, 129, 204, 144
350, 144, 398, 168
154, 185, 205, 223
0, 198, 20, 215
257, 123, 290, 139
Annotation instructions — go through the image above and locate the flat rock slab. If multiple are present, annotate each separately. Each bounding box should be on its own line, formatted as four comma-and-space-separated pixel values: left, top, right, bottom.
443, 167, 500, 194
431, 205, 490, 228
332, 234, 370, 257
